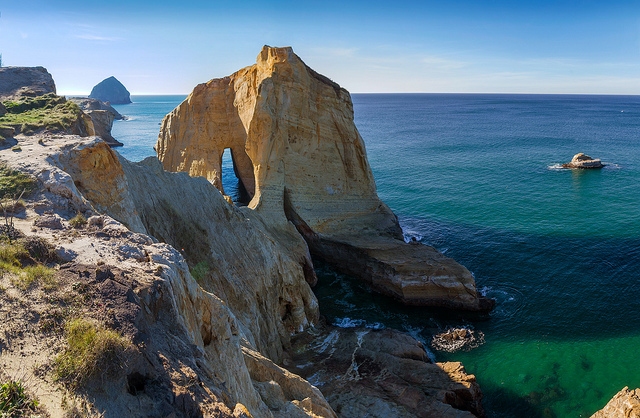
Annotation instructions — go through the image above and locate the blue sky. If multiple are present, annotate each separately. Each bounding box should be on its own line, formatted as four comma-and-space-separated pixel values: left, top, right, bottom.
1, 0, 639, 94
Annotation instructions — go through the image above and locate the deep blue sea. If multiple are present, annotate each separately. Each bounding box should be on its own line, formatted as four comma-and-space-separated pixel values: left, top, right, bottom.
113, 94, 640, 418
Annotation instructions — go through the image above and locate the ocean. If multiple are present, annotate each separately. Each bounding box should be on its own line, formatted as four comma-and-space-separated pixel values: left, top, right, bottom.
113, 93, 640, 417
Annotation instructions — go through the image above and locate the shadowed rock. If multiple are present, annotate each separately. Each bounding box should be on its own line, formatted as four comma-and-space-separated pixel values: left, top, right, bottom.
89, 76, 131, 104
0, 66, 56, 101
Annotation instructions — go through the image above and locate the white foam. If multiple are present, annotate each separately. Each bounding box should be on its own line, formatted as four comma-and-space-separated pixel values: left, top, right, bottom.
333, 317, 384, 330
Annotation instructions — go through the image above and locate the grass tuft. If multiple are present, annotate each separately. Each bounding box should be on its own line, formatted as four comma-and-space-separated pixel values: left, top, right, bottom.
69, 213, 87, 229
54, 319, 133, 386
0, 164, 36, 200
0, 379, 39, 416
0, 94, 83, 136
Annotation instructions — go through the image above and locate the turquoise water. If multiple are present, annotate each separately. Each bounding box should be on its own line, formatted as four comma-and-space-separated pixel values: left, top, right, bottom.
111, 93, 640, 417
111, 95, 187, 162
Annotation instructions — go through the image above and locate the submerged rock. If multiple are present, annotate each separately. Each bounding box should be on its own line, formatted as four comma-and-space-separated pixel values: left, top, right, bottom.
561, 153, 604, 169
0, 66, 56, 101
591, 387, 640, 417
157, 45, 493, 312
287, 325, 485, 417
89, 76, 131, 104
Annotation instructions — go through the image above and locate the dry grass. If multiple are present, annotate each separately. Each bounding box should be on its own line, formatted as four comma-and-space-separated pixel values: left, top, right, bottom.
69, 214, 87, 229
54, 319, 133, 386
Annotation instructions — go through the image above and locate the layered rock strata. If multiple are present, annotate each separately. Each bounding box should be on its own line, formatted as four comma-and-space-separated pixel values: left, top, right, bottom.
157, 45, 492, 311
0, 66, 56, 101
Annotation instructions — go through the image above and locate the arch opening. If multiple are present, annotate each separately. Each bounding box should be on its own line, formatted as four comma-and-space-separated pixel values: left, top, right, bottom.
221, 148, 251, 206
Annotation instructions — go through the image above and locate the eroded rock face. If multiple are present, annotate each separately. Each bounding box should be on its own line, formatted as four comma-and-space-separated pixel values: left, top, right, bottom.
0, 66, 56, 101
157, 45, 492, 311
591, 387, 640, 418
1, 133, 333, 417
287, 326, 485, 417
89, 76, 132, 104
69, 97, 124, 147
561, 153, 604, 169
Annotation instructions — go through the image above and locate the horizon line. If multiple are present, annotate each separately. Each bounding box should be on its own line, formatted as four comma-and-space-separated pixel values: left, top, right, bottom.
59, 91, 640, 97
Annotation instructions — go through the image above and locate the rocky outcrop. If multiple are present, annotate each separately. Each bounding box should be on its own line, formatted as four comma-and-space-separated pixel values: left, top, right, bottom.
69, 97, 124, 120
89, 76, 131, 104
157, 45, 492, 312
1, 133, 333, 417
591, 387, 640, 418
68, 97, 124, 147
562, 153, 604, 169
0, 66, 56, 101
287, 325, 485, 417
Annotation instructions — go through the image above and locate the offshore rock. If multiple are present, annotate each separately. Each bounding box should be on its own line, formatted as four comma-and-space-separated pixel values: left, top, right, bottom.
287, 326, 485, 417
157, 45, 492, 312
89, 76, 132, 104
561, 153, 604, 169
0, 66, 56, 101
591, 387, 640, 418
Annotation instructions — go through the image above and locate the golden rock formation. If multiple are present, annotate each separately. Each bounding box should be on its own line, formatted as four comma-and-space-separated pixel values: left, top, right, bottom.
158, 46, 493, 311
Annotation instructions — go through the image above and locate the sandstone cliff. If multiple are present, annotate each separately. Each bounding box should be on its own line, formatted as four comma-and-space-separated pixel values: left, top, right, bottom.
1, 133, 332, 417
591, 387, 640, 418
0, 66, 56, 101
157, 46, 492, 312
89, 76, 132, 104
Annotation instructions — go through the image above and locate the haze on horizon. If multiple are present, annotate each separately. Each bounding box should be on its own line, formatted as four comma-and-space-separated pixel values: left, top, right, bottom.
1, 0, 639, 95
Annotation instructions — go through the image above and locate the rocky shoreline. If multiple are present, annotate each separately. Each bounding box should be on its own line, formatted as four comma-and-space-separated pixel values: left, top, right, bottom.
0, 50, 633, 417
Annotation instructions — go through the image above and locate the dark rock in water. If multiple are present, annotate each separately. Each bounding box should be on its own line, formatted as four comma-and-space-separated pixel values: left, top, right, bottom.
89, 76, 131, 104
286, 325, 486, 417
0, 66, 56, 101
0, 102, 6, 116
561, 153, 604, 169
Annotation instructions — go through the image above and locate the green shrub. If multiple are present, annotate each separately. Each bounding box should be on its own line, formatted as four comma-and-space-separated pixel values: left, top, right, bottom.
54, 319, 133, 386
69, 213, 87, 228
190, 261, 209, 282
0, 379, 39, 416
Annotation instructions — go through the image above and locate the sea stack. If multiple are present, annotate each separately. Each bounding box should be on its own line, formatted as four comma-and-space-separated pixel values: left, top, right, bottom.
561, 153, 604, 169
157, 45, 494, 312
89, 76, 131, 104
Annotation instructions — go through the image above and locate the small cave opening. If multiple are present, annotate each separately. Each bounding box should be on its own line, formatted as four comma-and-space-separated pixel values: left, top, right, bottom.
127, 371, 148, 396
221, 148, 251, 206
